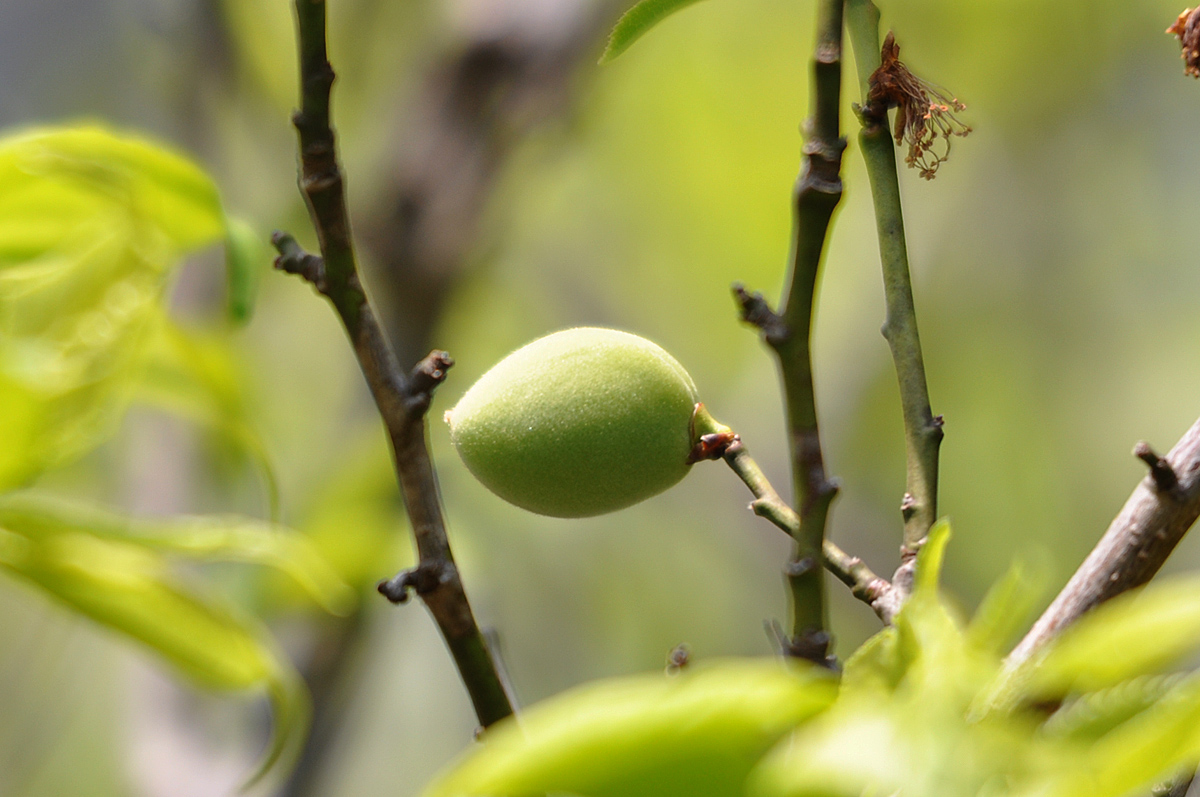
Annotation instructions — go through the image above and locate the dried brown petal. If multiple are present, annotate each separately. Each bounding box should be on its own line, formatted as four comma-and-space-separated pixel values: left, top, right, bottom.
866, 31, 971, 179
1168, 7, 1200, 78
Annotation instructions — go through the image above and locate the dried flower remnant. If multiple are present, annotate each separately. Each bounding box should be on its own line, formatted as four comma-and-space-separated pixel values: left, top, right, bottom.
866, 32, 971, 179
1168, 8, 1200, 77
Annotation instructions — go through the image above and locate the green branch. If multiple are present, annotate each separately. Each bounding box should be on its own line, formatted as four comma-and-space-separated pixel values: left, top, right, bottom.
732, 0, 846, 662
845, 0, 943, 572
722, 441, 899, 624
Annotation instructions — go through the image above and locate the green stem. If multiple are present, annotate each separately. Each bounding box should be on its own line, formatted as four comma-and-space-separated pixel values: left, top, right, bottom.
771, 0, 847, 655
722, 443, 898, 623
845, 0, 943, 564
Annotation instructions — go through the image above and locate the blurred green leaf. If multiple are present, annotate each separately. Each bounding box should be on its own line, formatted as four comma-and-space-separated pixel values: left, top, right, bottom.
1022, 576, 1200, 699
0, 125, 227, 489
600, 0, 710, 64
749, 697, 911, 797
1042, 674, 1185, 742
423, 658, 836, 797
223, 216, 265, 324
914, 518, 952, 595
0, 491, 353, 615
1044, 671, 1200, 797
0, 516, 308, 786
966, 559, 1044, 655
133, 319, 280, 519
841, 624, 905, 695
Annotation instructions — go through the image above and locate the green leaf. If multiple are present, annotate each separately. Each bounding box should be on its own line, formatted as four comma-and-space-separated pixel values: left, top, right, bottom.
1044, 671, 1200, 797
132, 319, 280, 520
1022, 575, 1200, 699
223, 216, 265, 324
0, 125, 228, 488
600, 0, 710, 64
750, 689, 1043, 797
842, 625, 906, 695
0, 491, 353, 616
913, 518, 952, 595
0, 519, 308, 786
967, 559, 1044, 655
422, 659, 836, 797
749, 698, 910, 797
1042, 674, 1185, 742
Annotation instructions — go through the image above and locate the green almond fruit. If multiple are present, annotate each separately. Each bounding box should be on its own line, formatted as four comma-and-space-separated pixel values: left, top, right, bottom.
446, 328, 701, 518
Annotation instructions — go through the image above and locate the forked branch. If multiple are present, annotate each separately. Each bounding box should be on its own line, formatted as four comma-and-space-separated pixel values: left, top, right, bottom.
721, 439, 899, 623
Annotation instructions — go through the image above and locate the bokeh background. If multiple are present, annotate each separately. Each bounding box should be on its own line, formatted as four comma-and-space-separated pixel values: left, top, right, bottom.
1, 0, 1199, 794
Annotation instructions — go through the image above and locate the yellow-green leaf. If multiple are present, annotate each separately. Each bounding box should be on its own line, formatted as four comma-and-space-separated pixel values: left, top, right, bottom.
423, 659, 836, 797
0, 124, 227, 488
0, 520, 308, 786
223, 216, 265, 324
1023, 575, 1200, 699
600, 0, 710, 64
967, 559, 1044, 655
132, 319, 280, 520
914, 518, 952, 595
0, 491, 353, 616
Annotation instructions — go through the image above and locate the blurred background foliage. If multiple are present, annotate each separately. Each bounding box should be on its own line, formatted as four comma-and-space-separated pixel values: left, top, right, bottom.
0, 0, 1198, 795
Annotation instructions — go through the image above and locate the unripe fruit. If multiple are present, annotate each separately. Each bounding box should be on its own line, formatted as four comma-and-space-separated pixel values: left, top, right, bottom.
445, 328, 700, 518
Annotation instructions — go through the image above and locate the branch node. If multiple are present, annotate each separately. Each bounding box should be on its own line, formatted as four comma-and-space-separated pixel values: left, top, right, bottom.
786, 556, 819, 578
405, 350, 455, 417
732, 283, 790, 346
665, 643, 691, 674
1134, 441, 1182, 495
377, 561, 446, 604
767, 620, 837, 669
272, 231, 328, 293
900, 492, 917, 521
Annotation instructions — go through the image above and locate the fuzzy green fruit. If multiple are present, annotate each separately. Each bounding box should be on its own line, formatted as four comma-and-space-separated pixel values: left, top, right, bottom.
446, 328, 700, 518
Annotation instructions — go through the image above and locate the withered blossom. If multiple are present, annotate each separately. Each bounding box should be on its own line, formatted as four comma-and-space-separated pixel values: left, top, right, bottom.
866, 32, 971, 180
1168, 7, 1200, 77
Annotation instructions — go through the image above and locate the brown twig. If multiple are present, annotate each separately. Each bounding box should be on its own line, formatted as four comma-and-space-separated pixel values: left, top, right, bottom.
1005, 417, 1200, 669
276, 0, 514, 731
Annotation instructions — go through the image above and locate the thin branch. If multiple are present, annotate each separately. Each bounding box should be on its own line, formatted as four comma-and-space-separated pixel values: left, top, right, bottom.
722, 440, 899, 624
278, 7, 623, 793
278, 0, 514, 729
1005, 417, 1200, 669
845, 1, 943, 589
731, 0, 847, 664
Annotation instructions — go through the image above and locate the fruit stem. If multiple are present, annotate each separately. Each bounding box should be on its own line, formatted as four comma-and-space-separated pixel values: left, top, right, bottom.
719, 437, 900, 624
